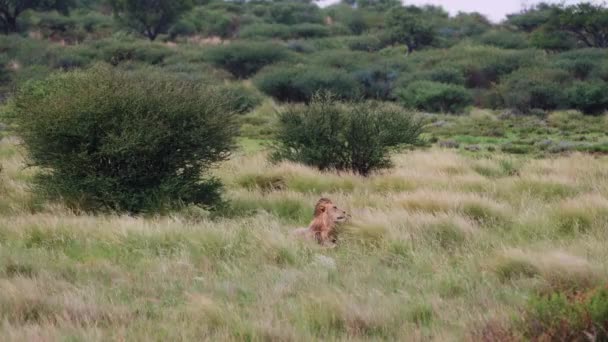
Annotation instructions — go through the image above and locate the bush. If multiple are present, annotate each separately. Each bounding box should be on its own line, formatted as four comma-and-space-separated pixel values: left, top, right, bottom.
10, 65, 238, 213
499, 67, 571, 113
290, 23, 330, 39
352, 65, 399, 100
93, 39, 174, 66
346, 35, 387, 52
477, 30, 530, 49
203, 41, 292, 79
521, 288, 608, 341
271, 93, 423, 175
254, 65, 362, 103
238, 23, 292, 40
217, 84, 264, 114
566, 80, 608, 115
397, 81, 473, 113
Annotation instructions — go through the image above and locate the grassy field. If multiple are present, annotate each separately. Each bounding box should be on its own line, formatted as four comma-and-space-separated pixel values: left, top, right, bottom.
1, 111, 608, 341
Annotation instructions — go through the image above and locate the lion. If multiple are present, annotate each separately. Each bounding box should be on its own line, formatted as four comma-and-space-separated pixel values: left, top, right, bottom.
293, 198, 349, 247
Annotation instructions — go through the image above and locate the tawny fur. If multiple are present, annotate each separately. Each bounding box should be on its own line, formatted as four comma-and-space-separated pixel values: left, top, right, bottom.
293, 198, 348, 246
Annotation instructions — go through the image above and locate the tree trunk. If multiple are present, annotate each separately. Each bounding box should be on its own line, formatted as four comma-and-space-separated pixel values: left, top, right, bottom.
6, 15, 17, 33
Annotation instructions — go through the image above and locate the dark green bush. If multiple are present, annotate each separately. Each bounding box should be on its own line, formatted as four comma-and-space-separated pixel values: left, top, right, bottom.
310, 50, 373, 71
271, 93, 423, 175
289, 23, 330, 39
521, 288, 608, 341
254, 65, 361, 103
566, 81, 608, 115
217, 84, 264, 114
352, 65, 399, 100
477, 30, 530, 49
403, 66, 465, 86
397, 81, 473, 113
203, 41, 292, 79
93, 39, 174, 66
238, 23, 292, 40
346, 35, 386, 52
11, 65, 238, 213
499, 67, 571, 113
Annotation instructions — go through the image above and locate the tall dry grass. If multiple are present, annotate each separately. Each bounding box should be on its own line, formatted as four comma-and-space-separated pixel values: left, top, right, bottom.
1, 136, 608, 340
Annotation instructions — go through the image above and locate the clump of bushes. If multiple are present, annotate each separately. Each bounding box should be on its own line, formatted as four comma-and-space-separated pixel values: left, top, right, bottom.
397, 81, 473, 113
271, 93, 423, 175
10, 65, 238, 213
498, 67, 571, 113
203, 41, 292, 79
254, 65, 361, 102
566, 80, 608, 115
521, 288, 608, 341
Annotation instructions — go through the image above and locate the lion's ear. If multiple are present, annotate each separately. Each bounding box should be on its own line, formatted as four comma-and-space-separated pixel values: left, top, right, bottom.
320, 206, 326, 212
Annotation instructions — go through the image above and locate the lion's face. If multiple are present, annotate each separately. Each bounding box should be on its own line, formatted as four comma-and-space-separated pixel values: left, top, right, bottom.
318, 200, 348, 224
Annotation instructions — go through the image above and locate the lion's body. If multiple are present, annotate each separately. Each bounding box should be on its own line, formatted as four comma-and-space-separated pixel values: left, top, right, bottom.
293, 198, 348, 246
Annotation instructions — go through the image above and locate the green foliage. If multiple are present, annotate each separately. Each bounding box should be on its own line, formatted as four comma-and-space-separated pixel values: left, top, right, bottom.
238, 23, 292, 40
254, 65, 361, 103
522, 288, 608, 341
386, 6, 435, 53
109, 0, 193, 41
217, 84, 263, 114
203, 41, 291, 79
170, 6, 237, 39
397, 81, 472, 113
1, 0, 74, 33
545, 3, 608, 49
92, 38, 174, 65
10, 65, 238, 213
272, 93, 422, 175
566, 80, 608, 115
477, 30, 530, 49
499, 67, 571, 113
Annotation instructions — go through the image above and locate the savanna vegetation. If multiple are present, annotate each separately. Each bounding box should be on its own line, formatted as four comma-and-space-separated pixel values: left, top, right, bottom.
1, 0, 608, 340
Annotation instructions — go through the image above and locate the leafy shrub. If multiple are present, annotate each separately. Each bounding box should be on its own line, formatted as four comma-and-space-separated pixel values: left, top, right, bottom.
10, 65, 238, 213
346, 35, 386, 52
499, 67, 571, 113
310, 50, 374, 71
170, 7, 237, 39
217, 84, 263, 114
254, 65, 362, 103
93, 39, 174, 65
403, 66, 465, 86
203, 41, 292, 79
271, 93, 422, 175
352, 65, 399, 100
521, 288, 608, 341
238, 23, 292, 40
566, 80, 608, 115
397, 81, 473, 113
290, 23, 330, 39
477, 30, 530, 49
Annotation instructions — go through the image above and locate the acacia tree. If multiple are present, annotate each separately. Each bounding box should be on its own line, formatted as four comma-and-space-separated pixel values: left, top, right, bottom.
551, 3, 608, 48
386, 6, 435, 53
0, 0, 72, 33
110, 0, 193, 41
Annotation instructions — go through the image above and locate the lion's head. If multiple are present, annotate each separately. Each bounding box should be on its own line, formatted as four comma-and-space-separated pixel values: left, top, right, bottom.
314, 198, 348, 224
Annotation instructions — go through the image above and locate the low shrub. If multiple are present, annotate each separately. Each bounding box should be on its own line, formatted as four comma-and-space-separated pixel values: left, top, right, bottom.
10, 65, 238, 213
238, 23, 292, 40
521, 288, 608, 341
203, 41, 292, 79
397, 81, 473, 113
499, 67, 571, 113
217, 84, 264, 114
254, 65, 362, 102
566, 80, 608, 115
271, 93, 423, 175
